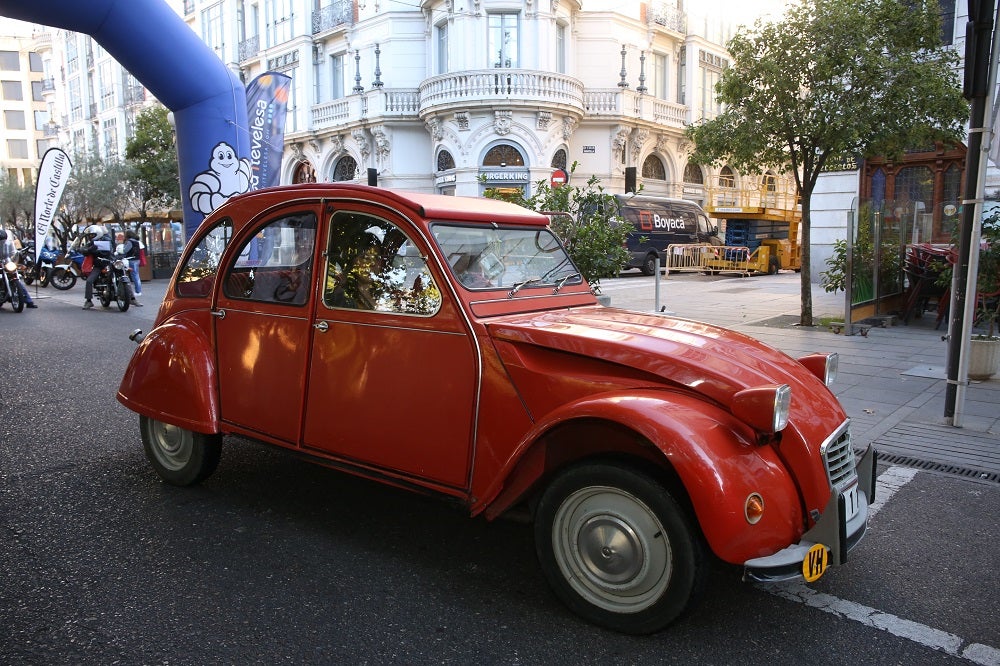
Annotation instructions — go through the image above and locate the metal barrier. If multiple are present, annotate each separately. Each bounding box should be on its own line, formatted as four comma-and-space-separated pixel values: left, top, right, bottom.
700, 245, 754, 276
662, 243, 754, 276
663, 244, 716, 275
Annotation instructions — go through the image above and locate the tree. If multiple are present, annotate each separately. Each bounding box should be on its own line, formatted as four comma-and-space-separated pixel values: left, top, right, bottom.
55, 151, 123, 246
685, 0, 968, 325
124, 104, 179, 221
0, 172, 34, 242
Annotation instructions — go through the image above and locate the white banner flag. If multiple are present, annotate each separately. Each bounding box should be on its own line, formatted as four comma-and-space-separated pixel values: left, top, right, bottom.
34, 147, 72, 263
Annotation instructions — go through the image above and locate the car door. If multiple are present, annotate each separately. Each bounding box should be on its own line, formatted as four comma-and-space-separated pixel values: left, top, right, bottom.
213, 208, 319, 444
301, 204, 478, 490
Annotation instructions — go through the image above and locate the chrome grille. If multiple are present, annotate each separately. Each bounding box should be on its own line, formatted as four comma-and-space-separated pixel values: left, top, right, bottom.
821, 421, 856, 488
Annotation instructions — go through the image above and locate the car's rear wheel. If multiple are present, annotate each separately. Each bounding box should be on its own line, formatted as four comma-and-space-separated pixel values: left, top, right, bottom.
140, 415, 221, 486
535, 462, 705, 634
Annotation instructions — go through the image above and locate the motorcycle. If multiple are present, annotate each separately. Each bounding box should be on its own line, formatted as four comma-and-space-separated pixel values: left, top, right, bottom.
0, 256, 26, 312
18, 241, 59, 288
50, 248, 86, 291
90, 253, 134, 312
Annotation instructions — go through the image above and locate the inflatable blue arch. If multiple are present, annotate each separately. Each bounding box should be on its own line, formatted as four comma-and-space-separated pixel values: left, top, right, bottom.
0, 0, 251, 240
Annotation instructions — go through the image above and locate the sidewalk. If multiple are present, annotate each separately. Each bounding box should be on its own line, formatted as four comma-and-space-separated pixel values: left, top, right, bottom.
601, 271, 999, 481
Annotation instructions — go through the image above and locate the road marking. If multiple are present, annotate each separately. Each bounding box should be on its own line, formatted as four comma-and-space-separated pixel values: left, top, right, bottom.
759, 466, 1000, 666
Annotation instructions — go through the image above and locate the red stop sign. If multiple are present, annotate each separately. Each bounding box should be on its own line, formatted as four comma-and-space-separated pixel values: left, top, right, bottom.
550, 168, 568, 188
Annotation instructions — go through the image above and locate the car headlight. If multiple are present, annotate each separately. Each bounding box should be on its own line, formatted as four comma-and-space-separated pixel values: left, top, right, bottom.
797, 352, 838, 386
732, 384, 791, 435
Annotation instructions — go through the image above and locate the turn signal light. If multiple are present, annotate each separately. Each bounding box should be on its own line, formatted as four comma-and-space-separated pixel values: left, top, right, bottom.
745, 493, 765, 524
732, 384, 791, 434
798, 353, 839, 386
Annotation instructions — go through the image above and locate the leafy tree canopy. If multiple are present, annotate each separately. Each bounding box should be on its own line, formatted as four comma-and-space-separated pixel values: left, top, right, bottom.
124, 103, 180, 214
685, 0, 968, 324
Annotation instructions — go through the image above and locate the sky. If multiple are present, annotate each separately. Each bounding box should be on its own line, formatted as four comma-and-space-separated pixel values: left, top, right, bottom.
0, 17, 33, 37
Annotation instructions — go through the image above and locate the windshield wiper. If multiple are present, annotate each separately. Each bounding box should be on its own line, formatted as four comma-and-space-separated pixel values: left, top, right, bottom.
552, 272, 581, 294
508, 277, 542, 298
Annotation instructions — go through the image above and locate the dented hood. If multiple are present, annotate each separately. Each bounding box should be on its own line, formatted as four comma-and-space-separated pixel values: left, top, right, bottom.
486, 306, 846, 431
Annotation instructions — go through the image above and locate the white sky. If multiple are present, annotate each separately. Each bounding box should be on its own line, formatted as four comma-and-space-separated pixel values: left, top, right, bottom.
0, 17, 33, 37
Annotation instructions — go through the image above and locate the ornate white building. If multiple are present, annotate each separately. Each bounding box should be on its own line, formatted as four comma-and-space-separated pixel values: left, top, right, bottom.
186, 0, 741, 202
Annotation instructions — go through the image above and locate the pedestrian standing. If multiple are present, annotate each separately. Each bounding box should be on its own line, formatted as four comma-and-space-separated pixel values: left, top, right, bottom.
123, 230, 143, 298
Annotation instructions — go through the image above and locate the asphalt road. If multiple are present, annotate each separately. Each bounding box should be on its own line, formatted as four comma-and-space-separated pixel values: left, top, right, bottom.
2, 285, 998, 665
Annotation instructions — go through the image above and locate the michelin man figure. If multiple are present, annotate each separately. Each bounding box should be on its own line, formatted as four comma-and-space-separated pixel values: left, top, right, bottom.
189, 142, 253, 215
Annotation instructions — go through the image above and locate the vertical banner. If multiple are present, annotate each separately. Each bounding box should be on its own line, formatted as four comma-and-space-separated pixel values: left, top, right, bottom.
34, 147, 72, 263
245, 72, 292, 191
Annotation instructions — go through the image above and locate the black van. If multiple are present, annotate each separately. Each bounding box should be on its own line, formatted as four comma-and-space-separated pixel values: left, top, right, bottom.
611, 194, 721, 275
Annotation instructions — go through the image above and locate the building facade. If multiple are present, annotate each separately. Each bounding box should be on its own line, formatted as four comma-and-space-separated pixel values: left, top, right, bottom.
0, 34, 49, 187
184, 0, 742, 205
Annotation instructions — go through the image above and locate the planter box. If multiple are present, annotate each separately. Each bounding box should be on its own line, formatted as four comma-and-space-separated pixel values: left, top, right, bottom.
968, 337, 1000, 380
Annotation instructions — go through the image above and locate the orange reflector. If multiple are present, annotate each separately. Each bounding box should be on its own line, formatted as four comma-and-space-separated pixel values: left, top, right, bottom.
745, 493, 764, 524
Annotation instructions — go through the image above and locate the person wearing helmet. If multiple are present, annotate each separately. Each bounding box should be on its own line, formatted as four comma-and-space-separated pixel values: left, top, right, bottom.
81, 224, 114, 309
0, 228, 37, 309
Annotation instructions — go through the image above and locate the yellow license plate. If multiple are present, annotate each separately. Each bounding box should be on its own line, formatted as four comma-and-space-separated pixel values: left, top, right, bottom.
802, 543, 829, 582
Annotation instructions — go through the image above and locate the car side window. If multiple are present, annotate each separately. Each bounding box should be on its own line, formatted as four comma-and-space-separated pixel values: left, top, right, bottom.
222, 212, 317, 306
176, 219, 234, 298
323, 210, 441, 316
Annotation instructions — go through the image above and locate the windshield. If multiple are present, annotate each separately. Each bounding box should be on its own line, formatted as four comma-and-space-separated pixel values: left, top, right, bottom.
431, 224, 582, 291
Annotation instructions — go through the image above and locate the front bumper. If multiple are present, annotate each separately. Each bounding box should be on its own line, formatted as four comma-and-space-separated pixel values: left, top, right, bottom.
743, 444, 877, 583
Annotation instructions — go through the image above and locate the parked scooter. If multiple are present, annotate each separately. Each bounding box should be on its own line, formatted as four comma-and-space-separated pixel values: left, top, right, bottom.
50, 248, 86, 291
0, 256, 26, 312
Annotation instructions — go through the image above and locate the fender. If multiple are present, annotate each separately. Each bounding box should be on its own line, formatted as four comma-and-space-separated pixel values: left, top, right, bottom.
116, 315, 219, 434
480, 389, 803, 564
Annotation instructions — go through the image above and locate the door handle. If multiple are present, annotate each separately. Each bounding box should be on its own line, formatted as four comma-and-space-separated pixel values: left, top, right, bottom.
211, 309, 226, 319
314, 320, 329, 332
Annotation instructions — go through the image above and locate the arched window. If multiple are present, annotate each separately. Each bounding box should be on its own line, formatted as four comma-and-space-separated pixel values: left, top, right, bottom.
293, 161, 316, 183
437, 150, 456, 171
483, 144, 524, 167
642, 155, 666, 180
551, 149, 567, 171
719, 166, 735, 188
683, 161, 703, 185
332, 156, 358, 182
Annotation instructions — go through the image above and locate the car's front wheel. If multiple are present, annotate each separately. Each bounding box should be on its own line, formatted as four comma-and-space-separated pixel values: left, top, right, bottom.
535, 462, 705, 634
140, 416, 221, 486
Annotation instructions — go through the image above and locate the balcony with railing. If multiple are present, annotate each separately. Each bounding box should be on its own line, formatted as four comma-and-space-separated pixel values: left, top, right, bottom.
647, 1, 687, 33
124, 85, 146, 105
310, 71, 691, 133
311, 88, 421, 130
584, 88, 688, 128
418, 69, 586, 118
238, 35, 260, 63
312, 0, 354, 35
